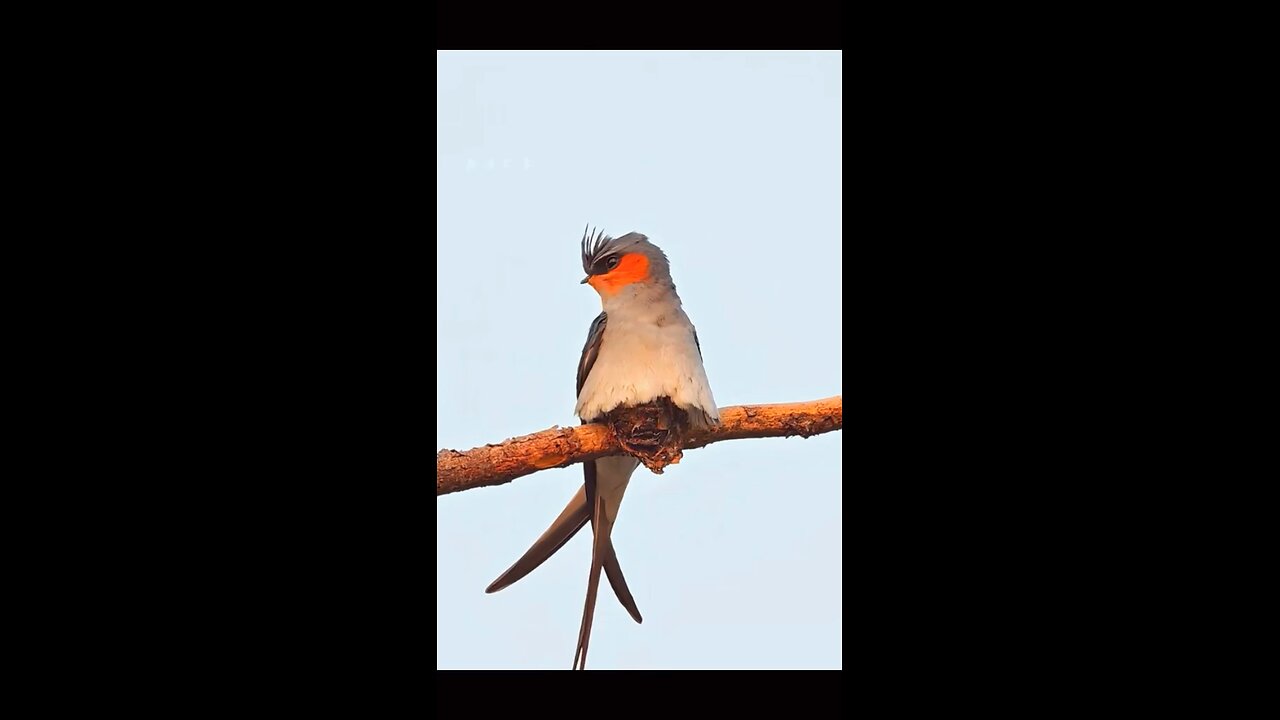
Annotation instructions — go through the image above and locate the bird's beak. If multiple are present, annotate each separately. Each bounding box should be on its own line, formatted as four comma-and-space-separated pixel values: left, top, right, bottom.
580, 275, 591, 284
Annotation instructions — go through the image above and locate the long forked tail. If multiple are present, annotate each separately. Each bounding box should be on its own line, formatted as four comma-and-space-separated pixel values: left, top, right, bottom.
573, 486, 610, 670
486, 486, 643, 624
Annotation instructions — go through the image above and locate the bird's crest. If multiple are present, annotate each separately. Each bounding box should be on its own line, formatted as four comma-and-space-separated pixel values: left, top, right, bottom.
581, 225, 651, 275
581, 225, 613, 274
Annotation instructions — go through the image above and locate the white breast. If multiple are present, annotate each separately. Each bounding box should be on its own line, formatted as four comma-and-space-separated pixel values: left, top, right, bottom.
575, 300, 719, 426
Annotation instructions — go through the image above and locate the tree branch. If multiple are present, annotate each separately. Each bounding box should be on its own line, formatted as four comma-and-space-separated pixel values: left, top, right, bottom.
436, 395, 842, 496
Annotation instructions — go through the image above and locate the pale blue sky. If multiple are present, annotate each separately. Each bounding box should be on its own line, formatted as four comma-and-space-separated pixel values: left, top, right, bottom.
436, 50, 842, 670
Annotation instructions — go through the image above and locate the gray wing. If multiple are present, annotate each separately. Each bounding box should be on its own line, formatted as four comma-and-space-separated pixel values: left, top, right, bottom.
578, 312, 607, 396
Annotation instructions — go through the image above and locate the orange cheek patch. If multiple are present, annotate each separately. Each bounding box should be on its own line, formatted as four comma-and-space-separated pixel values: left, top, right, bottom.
587, 252, 650, 295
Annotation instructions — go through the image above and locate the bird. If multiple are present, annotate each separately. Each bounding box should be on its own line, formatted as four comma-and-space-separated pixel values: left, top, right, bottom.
485, 226, 719, 670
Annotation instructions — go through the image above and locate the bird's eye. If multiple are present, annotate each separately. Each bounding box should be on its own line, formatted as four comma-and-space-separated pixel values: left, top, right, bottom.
606, 256, 620, 270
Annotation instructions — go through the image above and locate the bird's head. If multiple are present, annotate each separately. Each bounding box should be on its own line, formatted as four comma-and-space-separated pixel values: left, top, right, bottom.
579, 226, 671, 297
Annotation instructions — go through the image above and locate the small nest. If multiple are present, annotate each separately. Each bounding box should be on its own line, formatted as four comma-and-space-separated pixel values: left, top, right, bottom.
603, 397, 692, 474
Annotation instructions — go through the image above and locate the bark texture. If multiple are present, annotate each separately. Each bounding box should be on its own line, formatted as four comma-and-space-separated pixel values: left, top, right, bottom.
436, 395, 842, 496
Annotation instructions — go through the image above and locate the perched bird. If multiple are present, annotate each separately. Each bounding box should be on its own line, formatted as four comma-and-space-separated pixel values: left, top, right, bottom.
485, 226, 719, 670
